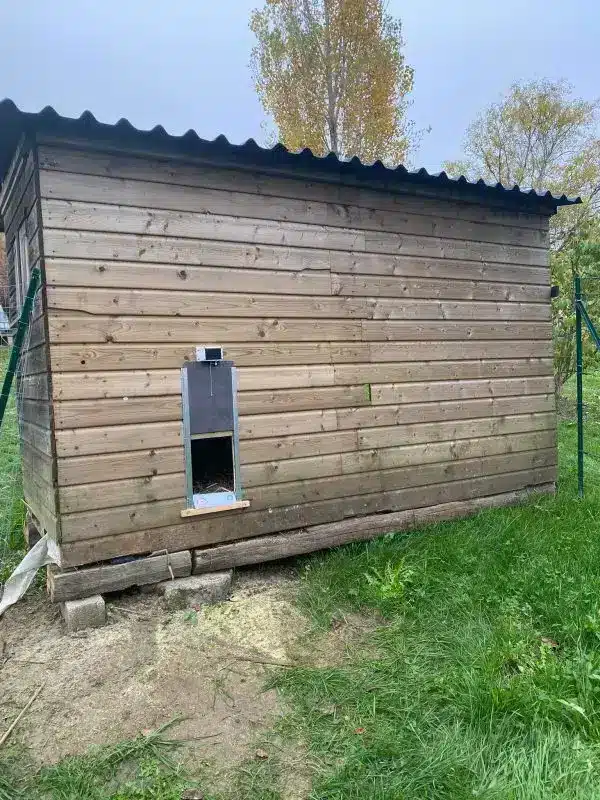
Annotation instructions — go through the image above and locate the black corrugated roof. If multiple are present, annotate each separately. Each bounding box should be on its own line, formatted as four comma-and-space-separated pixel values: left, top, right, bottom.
0, 98, 581, 212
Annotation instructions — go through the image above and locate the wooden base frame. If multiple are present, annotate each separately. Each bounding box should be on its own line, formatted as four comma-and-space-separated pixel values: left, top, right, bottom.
46, 484, 554, 602
192, 484, 555, 573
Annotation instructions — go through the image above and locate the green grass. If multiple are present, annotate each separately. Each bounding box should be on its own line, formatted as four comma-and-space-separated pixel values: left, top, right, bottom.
0, 721, 200, 800
561, 369, 600, 463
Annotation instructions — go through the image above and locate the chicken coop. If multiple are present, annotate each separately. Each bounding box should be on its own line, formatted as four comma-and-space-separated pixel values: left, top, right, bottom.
0, 99, 576, 603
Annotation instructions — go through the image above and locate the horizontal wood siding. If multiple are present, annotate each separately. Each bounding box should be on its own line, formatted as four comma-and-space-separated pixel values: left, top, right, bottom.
1, 143, 58, 538
38, 143, 555, 565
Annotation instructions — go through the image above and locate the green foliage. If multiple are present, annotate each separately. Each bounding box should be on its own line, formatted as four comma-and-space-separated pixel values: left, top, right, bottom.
552, 231, 600, 391
444, 79, 600, 390
363, 558, 414, 612
183, 609, 199, 625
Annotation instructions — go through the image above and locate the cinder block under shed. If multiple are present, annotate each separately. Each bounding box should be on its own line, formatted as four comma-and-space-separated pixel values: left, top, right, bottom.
60, 595, 106, 633
160, 572, 232, 610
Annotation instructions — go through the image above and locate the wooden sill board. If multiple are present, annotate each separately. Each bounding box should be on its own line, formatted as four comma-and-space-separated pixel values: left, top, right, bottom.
180, 500, 250, 518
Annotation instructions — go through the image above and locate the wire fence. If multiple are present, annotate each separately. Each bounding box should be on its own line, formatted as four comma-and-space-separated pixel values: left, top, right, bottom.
0, 282, 38, 586
554, 275, 600, 495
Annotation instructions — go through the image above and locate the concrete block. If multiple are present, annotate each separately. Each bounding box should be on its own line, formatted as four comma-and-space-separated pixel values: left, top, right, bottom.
161, 572, 232, 610
60, 595, 106, 633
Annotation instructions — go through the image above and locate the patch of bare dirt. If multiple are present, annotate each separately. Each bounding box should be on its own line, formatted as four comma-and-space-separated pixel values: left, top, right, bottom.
0, 564, 301, 775
0, 561, 382, 796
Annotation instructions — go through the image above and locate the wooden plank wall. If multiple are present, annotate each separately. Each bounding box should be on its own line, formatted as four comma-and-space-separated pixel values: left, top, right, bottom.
37, 142, 556, 567
0, 143, 58, 539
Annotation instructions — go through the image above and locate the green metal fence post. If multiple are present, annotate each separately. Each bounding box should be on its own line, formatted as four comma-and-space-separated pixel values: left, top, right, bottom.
0, 267, 40, 429
575, 274, 584, 497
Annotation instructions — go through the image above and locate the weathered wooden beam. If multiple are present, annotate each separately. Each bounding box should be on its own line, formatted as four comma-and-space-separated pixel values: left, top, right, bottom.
192, 484, 555, 573
47, 549, 191, 602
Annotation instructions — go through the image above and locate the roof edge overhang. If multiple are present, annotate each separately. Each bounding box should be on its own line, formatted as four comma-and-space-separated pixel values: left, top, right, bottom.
0, 99, 582, 216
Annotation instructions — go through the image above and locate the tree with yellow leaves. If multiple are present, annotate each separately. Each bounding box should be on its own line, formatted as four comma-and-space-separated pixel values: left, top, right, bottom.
250, 0, 414, 164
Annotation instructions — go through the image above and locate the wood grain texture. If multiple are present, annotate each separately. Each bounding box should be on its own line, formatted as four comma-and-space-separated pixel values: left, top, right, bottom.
180, 500, 250, 517
3, 151, 59, 541
21, 372, 50, 401
242, 429, 359, 464
361, 320, 550, 342
47, 549, 192, 602
20, 397, 52, 429
52, 364, 338, 399
25, 343, 50, 375
57, 446, 184, 486
22, 442, 54, 485
244, 429, 556, 487
192, 484, 555, 573
43, 221, 547, 272
59, 472, 186, 513
52, 394, 411, 429
58, 444, 556, 530
1, 151, 35, 232
0, 138, 30, 213
49, 369, 554, 402
47, 258, 335, 296
52, 383, 554, 430
334, 357, 553, 383
37, 145, 557, 565
47, 314, 551, 346
58, 459, 557, 544
335, 274, 548, 303
54, 410, 555, 460
49, 343, 551, 372
250, 448, 556, 509
47, 286, 373, 320
57, 466, 557, 556
53, 395, 181, 428
56, 430, 557, 513
369, 341, 552, 361
358, 411, 555, 449
37, 146, 547, 233
55, 420, 182, 457
370, 376, 554, 405
52, 416, 557, 512
334, 393, 554, 431
48, 315, 363, 344
22, 421, 53, 457
45, 254, 549, 291
45, 284, 550, 320
39, 175, 548, 264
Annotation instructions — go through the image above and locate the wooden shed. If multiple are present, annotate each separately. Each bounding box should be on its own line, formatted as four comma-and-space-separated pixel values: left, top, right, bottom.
0, 100, 576, 602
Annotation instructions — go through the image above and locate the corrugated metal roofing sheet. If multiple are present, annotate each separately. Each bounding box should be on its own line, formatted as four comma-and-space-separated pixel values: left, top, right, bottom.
0, 98, 581, 211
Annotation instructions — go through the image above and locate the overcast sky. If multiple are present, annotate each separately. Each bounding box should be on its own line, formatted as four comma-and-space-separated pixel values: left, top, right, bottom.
1, 0, 598, 171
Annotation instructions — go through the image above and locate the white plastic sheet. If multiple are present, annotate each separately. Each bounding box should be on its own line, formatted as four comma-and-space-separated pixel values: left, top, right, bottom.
0, 534, 55, 616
